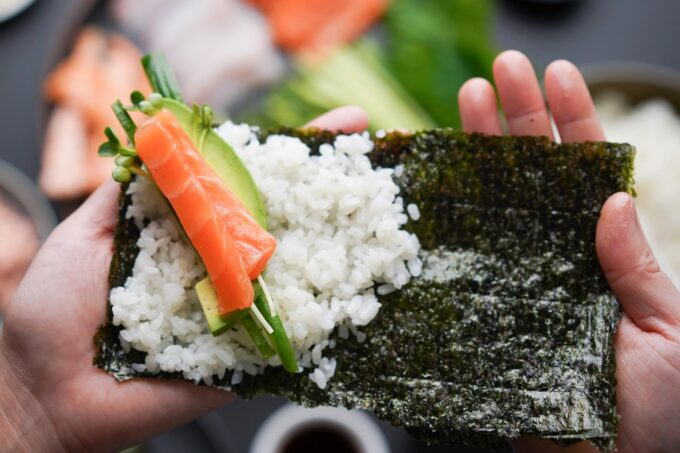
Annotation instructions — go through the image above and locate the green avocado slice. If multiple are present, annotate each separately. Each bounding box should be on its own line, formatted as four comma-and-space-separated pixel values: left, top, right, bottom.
161, 98, 267, 228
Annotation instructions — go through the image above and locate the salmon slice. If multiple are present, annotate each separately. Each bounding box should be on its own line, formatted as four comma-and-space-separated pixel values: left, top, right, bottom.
135, 111, 276, 313
43, 27, 149, 198
257, 0, 388, 53
39, 106, 89, 199
159, 112, 277, 279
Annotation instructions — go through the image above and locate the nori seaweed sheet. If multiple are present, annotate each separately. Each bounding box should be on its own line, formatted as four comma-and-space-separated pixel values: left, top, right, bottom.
94, 130, 635, 451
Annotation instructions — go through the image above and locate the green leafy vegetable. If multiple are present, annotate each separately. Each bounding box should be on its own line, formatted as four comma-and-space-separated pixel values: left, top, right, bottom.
254, 282, 298, 373
111, 100, 137, 144
130, 91, 146, 106
141, 53, 184, 102
243, 314, 276, 359
243, 40, 435, 131
384, 0, 497, 128
243, 0, 497, 130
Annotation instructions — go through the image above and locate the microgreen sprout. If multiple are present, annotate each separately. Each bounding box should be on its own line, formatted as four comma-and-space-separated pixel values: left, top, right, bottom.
125, 92, 163, 116
130, 91, 145, 106
98, 111, 150, 184
112, 166, 132, 183
148, 92, 164, 108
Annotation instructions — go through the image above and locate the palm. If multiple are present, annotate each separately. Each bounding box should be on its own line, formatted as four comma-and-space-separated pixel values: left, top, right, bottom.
614, 316, 680, 451
3, 181, 231, 451
458, 51, 680, 452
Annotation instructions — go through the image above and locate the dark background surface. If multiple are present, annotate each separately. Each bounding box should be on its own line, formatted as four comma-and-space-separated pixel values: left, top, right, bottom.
1, 0, 678, 451
2, 0, 680, 182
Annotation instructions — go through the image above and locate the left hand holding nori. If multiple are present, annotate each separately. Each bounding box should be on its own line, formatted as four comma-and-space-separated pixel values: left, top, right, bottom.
460, 50, 680, 453
0, 107, 368, 452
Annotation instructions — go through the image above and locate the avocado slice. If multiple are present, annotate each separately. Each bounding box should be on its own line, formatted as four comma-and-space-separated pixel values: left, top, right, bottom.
161, 98, 267, 335
196, 278, 247, 336
161, 98, 267, 228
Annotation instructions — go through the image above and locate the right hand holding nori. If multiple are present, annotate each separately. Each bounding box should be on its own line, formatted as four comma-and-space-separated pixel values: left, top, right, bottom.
460, 50, 680, 453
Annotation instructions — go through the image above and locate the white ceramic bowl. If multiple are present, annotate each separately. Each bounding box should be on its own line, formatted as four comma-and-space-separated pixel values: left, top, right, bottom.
250, 404, 389, 453
0, 0, 36, 23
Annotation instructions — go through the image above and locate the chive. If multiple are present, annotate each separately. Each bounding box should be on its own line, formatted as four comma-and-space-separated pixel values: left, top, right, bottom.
243, 314, 275, 359
254, 283, 299, 372
111, 100, 137, 144
141, 53, 184, 102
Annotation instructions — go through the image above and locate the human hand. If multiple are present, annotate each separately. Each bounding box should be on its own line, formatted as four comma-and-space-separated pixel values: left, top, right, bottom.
0, 106, 368, 453
459, 50, 680, 452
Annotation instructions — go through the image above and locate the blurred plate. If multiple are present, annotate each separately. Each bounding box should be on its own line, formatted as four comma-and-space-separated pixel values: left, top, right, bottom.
583, 61, 680, 109
0, 159, 57, 240
0, 0, 36, 23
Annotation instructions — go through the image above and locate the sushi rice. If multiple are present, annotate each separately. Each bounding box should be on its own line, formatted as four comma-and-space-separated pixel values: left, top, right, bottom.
110, 123, 421, 388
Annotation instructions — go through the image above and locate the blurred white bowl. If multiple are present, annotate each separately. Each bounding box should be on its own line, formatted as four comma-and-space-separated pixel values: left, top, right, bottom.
250, 404, 389, 453
0, 0, 36, 23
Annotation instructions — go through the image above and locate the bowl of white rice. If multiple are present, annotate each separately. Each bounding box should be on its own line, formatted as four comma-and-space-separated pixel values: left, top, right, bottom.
584, 62, 680, 284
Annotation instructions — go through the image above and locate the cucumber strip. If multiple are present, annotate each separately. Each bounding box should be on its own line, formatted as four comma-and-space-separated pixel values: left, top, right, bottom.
213, 310, 248, 337
142, 53, 184, 102
254, 283, 298, 373
243, 313, 275, 359
111, 100, 137, 144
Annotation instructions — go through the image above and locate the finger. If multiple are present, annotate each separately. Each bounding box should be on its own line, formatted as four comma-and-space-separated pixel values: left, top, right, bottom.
493, 50, 553, 137
305, 105, 369, 133
52, 179, 121, 243
545, 60, 605, 143
596, 192, 680, 339
511, 436, 598, 453
458, 78, 503, 135
75, 375, 233, 451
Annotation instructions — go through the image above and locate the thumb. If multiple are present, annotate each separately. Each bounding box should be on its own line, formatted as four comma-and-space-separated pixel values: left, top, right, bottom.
596, 192, 680, 337
52, 180, 121, 242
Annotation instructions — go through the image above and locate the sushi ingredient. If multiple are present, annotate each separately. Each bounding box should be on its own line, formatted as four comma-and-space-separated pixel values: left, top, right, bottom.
160, 97, 268, 227
150, 99, 276, 279
39, 106, 89, 199
250, 0, 388, 54
253, 283, 298, 373
196, 278, 248, 336
0, 198, 39, 311
102, 55, 287, 365
595, 92, 680, 284
111, 100, 137, 144
242, 314, 275, 359
244, 0, 496, 130
383, 0, 496, 128
246, 40, 435, 131
42, 27, 149, 198
111, 0, 285, 109
134, 111, 255, 314
141, 54, 184, 103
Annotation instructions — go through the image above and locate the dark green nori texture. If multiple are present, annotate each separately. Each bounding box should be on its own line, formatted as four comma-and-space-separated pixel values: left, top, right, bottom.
94, 130, 635, 451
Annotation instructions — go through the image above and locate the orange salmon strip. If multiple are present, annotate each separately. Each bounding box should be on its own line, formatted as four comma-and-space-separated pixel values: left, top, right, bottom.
161, 114, 277, 279
135, 111, 258, 314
